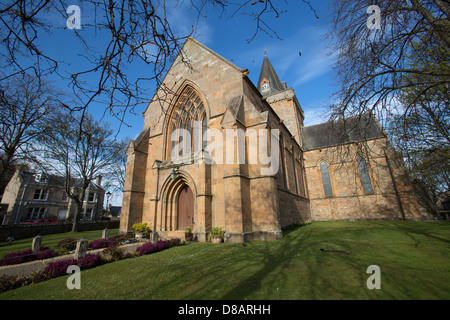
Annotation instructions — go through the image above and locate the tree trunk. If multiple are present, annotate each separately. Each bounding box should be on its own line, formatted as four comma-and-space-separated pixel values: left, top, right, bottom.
72, 204, 82, 232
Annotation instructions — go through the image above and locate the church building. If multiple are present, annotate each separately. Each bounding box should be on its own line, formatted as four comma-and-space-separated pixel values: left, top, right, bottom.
120, 38, 430, 243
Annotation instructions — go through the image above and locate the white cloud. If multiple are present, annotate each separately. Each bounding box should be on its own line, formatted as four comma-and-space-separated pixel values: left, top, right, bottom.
165, 0, 214, 45
303, 106, 329, 126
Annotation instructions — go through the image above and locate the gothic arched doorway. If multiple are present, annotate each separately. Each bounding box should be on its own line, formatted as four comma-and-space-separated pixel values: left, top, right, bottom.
177, 184, 194, 230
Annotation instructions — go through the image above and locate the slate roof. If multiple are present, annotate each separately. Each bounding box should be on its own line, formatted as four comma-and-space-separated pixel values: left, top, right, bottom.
19, 171, 104, 191
257, 55, 286, 96
302, 114, 385, 151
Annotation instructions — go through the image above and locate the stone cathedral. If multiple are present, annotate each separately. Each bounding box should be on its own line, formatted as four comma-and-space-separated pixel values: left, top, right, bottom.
120, 38, 430, 243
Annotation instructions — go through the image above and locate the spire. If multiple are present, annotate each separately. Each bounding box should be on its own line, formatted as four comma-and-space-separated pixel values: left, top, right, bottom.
257, 53, 285, 96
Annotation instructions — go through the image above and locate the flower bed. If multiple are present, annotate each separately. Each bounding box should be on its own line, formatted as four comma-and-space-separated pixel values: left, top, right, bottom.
0, 247, 55, 266
88, 239, 113, 250
0, 238, 183, 293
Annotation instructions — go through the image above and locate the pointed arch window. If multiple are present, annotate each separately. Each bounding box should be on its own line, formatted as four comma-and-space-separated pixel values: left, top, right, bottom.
279, 135, 288, 189
357, 156, 373, 193
202, 114, 207, 151
320, 161, 333, 197
166, 86, 207, 159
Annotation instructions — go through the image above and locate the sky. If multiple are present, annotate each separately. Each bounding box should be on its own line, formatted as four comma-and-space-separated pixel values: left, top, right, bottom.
34, 0, 337, 139
12, 0, 339, 205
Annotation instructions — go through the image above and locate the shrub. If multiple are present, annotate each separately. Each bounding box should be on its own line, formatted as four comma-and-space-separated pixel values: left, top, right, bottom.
28, 271, 52, 284
0, 275, 21, 293
88, 239, 112, 250
132, 222, 151, 234
166, 238, 182, 248
102, 245, 125, 262
78, 254, 101, 269
136, 240, 168, 255
109, 233, 133, 242
44, 258, 78, 277
0, 247, 55, 266
0, 249, 34, 266
108, 233, 136, 245
36, 247, 55, 260
57, 238, 78, 252
208, 227, 224, 242
42, 254, 100, 279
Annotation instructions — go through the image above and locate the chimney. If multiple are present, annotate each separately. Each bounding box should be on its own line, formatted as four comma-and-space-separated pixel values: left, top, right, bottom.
95, 175, 102, 186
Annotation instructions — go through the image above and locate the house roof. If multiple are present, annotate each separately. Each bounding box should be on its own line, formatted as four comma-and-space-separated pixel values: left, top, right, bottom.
302, 114, 385, 151
19, 171, 104, 191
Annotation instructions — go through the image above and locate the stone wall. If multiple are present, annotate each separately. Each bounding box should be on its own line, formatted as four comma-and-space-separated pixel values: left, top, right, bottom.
277, 188, 311, 227
303, 137, 430, 221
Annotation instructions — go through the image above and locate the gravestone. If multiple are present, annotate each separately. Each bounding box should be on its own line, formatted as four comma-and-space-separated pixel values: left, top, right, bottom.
102, 228, 109, 239
74, 238, 88, 259
31, 235, 42, 253
152, 232, 159, 244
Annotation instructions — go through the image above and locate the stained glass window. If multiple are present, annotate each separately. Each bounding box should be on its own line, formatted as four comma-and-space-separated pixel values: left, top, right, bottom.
357, 156, 373, 193
320, 161, 333, 197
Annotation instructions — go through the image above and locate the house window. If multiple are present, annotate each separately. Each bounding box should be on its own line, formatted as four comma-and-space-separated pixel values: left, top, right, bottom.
357, 156, 374, 194
88, 192, 96, 202
26, 207, 46, 221
33, 189, 48, 200
84, 208, 93, 220
320, 161, 333, 197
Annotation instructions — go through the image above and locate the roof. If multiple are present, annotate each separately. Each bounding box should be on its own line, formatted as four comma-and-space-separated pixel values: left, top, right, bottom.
143, 37, 244, 116
302, 114, 385, 151
19, 171, 104, 191
257, 55, 286, 96
108, 206, 122, 217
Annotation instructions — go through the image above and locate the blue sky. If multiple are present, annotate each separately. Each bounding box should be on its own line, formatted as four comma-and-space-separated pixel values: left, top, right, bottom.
193, 0, 337, 128
164, 0, 338, 129
19, 1, 338, 205
33, 0, 337, 141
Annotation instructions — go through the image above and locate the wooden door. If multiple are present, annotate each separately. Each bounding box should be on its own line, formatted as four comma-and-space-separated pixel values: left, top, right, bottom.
177, 185, 194, 230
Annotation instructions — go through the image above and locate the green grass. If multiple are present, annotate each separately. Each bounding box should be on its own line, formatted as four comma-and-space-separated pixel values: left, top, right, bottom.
0, 229, 120, 258
1, 221, 449, 300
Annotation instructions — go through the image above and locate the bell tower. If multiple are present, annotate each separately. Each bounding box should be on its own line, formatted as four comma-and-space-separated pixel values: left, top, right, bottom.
257, 52, 305, 146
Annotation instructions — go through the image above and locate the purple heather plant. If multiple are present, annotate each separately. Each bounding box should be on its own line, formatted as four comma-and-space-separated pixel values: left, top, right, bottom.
136, 240, 169, 255
0, 247, 55, 266
78, 254, 101, 269
88, 239, 112, 250
44, 258, 78, 277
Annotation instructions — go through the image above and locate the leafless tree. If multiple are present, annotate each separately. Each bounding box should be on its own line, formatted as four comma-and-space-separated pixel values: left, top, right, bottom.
325, 0, 449, 195
0, 0, 318, 131
325, 0, 449, 128
35, 112, 125, 231
0, 73, 63, 195
102, 136, 129, 193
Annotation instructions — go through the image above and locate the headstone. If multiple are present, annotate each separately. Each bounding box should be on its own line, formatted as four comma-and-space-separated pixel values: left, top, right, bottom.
74, 238, 88, 259
102, 228, 109, 239
152, 232, 159, 244
32, 235, 42, 253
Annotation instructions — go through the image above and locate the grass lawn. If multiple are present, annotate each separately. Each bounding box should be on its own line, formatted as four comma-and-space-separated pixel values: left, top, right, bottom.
0, 229, 120, 259
0, 221, 449, 300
